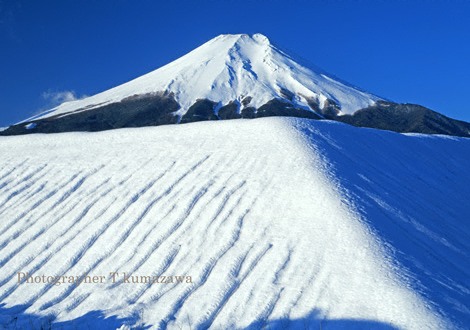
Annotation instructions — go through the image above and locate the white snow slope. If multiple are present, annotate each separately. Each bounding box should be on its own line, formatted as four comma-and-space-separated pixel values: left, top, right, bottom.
0, 118, 468, 329
25, 34, 380, 123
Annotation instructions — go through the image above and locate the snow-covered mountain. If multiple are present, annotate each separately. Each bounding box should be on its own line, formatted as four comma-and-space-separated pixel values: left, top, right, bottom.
0, 34, 469, 330
2, 33, 468, 137
27, 33, 380, 120
0, 117, 469, 329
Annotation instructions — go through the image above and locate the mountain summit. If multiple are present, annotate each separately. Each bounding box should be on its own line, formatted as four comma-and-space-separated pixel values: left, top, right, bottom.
2, 33, 470, 136
35, 33, 379, 118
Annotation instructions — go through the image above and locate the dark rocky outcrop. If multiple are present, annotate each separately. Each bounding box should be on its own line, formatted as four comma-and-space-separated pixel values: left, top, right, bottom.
218, 101, 241, 120
256, 99, 321, 120
279, 88, 295, 101
1, 95, 469, 138
241, 96, 252, 107
322, 99, 341, 118
241, 107, 256, 119
305, 96, 341, 119
1, 92, 180, 135
337, 101, 470, 137
180, 99, 219, 123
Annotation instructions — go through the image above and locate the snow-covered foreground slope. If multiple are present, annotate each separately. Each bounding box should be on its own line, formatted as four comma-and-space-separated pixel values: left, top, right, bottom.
0, 118, 468, 329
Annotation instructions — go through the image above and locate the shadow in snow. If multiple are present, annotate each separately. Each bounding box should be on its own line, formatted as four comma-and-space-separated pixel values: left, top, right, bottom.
243, 310, 399, 330
296, 119, 470, 328
0, 303, 400, 329
0, 303, 150, 329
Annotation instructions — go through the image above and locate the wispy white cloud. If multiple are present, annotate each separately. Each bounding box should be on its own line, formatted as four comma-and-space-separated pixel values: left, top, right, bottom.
28, 89, 87, 118
41, 90, 85, 107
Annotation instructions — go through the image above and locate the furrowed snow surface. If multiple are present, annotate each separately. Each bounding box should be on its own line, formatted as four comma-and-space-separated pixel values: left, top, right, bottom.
0, 118, 468, 329
24, 34, 379, 123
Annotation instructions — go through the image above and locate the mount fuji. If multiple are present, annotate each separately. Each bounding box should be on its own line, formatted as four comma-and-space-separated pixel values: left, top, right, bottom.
2, 33, 469, 137
0, 34, 469, 330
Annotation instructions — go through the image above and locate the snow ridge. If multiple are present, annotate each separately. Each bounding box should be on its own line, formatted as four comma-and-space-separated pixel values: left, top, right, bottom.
1, 118, 466, 329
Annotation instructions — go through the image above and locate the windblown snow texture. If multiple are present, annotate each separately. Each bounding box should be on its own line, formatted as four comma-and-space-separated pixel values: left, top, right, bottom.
0, 118, 468, 329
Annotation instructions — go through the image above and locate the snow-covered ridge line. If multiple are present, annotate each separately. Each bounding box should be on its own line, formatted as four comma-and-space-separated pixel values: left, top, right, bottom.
1, 117, 466, 329
25, 33, 380, 123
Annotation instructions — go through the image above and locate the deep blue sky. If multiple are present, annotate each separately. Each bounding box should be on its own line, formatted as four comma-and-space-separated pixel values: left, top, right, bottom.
1, 0, 469, 126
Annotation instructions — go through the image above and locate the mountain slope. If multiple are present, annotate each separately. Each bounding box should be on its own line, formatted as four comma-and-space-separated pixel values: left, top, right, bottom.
0, 118, 468, 329
2, 33, 469, 138
337, 101, 470, 138
23, 33, 380, 121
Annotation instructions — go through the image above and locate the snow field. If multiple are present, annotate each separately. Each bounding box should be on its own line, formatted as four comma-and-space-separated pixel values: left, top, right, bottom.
0, 117, 467, 329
